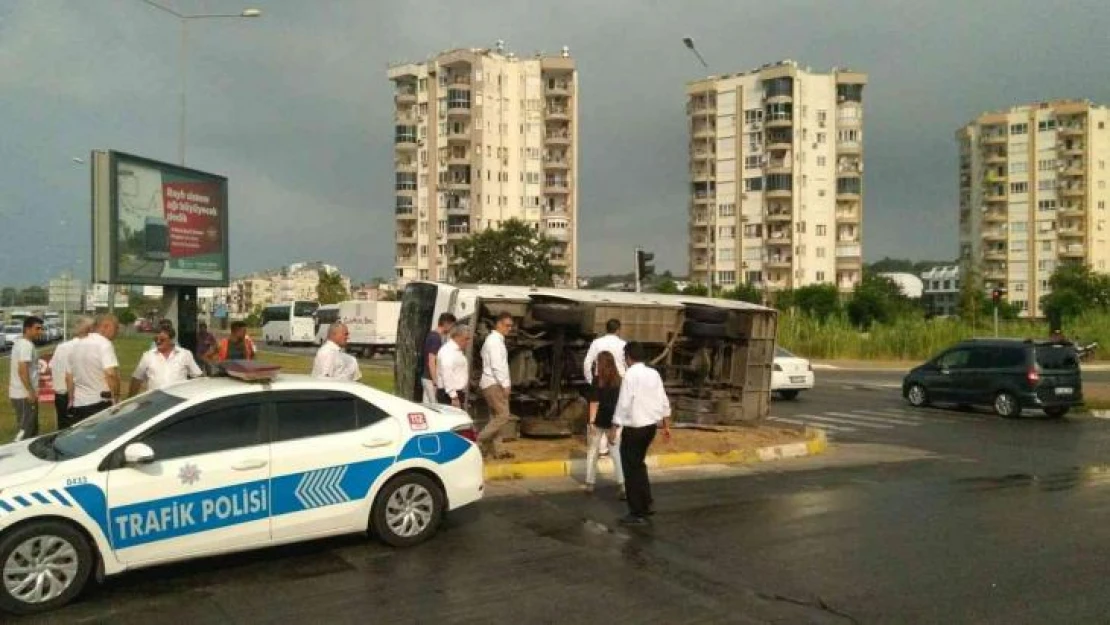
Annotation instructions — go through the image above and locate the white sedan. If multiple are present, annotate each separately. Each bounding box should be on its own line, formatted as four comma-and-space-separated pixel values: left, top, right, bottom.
771, 346, 814, 400
0, 367, 483, 615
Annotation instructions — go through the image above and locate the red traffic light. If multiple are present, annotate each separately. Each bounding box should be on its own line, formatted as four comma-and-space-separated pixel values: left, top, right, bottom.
991, 289, 1002, 302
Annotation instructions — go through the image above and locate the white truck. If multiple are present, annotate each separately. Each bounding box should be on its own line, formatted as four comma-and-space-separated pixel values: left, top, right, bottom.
394, 281, 779, 436
315, 300, 402, 357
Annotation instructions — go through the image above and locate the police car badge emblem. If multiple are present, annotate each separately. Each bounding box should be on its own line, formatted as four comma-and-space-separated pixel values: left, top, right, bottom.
178, 463, 202, 486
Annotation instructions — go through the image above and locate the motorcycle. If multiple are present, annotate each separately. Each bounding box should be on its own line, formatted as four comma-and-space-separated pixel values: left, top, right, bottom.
1077, 341, 1099, 363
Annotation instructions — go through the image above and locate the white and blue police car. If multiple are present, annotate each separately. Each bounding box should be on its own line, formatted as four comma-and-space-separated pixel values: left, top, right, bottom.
0, 368, 483, 615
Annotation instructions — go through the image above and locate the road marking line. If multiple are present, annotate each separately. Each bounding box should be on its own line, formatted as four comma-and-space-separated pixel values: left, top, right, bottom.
854, 409, 963, 424
826, 411, 920, 426
798, 414, 895, 429
850, 409, 929, 423
769, 416, 857, 432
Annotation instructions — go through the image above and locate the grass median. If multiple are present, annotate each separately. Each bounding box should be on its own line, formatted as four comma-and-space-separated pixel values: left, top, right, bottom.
0, 334, 393, 442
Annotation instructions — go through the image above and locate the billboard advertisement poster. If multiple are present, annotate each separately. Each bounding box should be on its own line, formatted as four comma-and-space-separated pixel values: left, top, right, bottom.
92, 151, 229, 287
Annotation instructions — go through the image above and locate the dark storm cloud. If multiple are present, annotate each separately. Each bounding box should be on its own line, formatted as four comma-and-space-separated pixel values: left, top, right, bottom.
1, 0, 1108, 283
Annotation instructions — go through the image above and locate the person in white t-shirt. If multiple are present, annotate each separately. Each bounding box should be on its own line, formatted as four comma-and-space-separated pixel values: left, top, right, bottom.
49, 316, 93, 430
8, 316, 44, 441
129, 327, 204, 396
70, 314, 121, 424
311, 323, 362, 381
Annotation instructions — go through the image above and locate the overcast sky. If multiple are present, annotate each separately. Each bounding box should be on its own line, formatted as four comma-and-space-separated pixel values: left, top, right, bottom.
1, 0, 1108, 285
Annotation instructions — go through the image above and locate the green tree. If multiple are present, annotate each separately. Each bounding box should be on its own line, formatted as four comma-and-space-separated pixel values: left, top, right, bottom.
117, 309, 137, 325
721, 283, 762, 304
19, 286, 47, 306
1042, 263, 1110, 328
317, 270, 349, 304
792, 284, 842, 320
244, 306, 263, 328
847, 273, 915, 329
681, 283, 709, 297
0, 287, 17, 307
453, 218, 561, 286
655, 279, 680, 294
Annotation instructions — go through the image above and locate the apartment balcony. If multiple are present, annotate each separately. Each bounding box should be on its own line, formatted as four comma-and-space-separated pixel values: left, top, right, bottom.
766, 209, 792, 222
693, 192, 716, 205
691, 238, 709, 250
693, 124, 716, 139
1059, 184, 1085, 197
984, 190, 1007, 202
766, 232, 792, 245
446, 128, 471, 144
835, 208, 860, 223
396, 231, 417, 244
836, 256, 863, 269
395, 136, 417, 150
1060, 144, 1086, 156
984, 152, 1007, 164
447, 152, 470, 166
836, 141, 862, 154
980, 133, 1006, 145
983, 172, 1007, 184
395, 187, 417, 197
1058, 225, 1085, 239
766, 188, 792, 199
765, 256, 793, 269
545, 228, 570, 242
550, 256, 569, 267
1059, 123, 1085, 136
544, 157, 570, 170
691, 149, 716, 161
691, 260, 710, 272
983, 267, 1007, 281
766, 159, 792, 174
546, 81, 572, 95
983, 249, 1006, 262
546, 107, 571, 121
395, 89, 417, 104
445, 102, 472, 118
446, 224, 470, 239
396, 256, 416, 266
395, 205, 416, 220
443, 203, 471, 216
544, 180, 570, 194
982, 208, 1006, 223
395, 111, 418, 124
691, 167, 716, 182
767, 138, 793, 151
1059, 205, 1086, 218
1060, 163, 1085, 177
1060, 244, 1086, 259
982, 229, 1007, 242
766, 92, 793, 104
545, 132, 571, 146
766, 116, 793, 129
836, 163, 862, 176
395, 160, 417, 173
447, 74, 472, 89
444, 179, 471, 192
836, 189, 861, 201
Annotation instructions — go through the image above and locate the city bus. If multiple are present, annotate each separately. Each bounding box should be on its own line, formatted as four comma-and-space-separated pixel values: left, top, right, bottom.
261, 300, 318, 346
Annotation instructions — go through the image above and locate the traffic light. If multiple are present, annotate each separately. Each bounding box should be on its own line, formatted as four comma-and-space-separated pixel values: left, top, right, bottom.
636, 249, 655, 278
991, 289, 1002, 304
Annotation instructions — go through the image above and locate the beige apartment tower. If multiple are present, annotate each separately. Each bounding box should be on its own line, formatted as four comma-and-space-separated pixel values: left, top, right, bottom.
388, 44, 578, 286
958, 101, 1110, 318
686, 60, 867, 296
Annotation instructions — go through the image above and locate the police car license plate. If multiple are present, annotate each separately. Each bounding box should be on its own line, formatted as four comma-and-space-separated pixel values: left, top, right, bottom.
790, 376, 806, 383
1055, 387, 1074, 395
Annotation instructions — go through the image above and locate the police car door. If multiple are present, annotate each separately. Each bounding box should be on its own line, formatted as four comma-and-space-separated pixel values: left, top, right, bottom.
104, 397, 271, 565
267, 390, 401, 541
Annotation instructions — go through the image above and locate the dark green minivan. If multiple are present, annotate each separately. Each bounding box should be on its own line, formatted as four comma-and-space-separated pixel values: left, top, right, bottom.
902, 338, 1083, 418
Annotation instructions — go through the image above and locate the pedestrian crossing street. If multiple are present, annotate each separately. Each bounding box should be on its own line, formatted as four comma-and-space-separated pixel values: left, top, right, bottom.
769, 405, 978, 438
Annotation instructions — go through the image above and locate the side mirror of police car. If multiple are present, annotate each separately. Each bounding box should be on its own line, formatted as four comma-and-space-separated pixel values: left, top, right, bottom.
123, 442, 156, 465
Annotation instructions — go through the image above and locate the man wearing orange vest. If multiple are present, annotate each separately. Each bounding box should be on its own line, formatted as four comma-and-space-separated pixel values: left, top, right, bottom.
216, 321, 256, 361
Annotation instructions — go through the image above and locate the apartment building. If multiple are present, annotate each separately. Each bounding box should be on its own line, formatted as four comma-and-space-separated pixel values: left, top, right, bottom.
686, 60, 866, 296
388, 43, 578, 286
921, 265, 961, 317
958, 101, 1110, 317
227, 262, 351, 315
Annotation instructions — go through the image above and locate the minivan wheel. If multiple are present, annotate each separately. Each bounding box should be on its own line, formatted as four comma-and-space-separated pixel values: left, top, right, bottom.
906, 384, 929, 407
1045, 406, 1070, 419
993, 391, 1021, 419
0, 520, 94, 615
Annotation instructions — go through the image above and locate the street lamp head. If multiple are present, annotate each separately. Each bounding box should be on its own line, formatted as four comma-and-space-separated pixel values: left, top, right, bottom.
241, 8, 262, 17
71, 157, 85, 164
682, 37, 696, 49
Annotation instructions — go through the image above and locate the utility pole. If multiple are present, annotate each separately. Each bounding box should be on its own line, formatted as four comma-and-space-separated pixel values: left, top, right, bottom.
634, 247, 642, 293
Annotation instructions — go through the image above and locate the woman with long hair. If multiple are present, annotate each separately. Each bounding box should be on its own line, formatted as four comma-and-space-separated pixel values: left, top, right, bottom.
585, 351, 624, 497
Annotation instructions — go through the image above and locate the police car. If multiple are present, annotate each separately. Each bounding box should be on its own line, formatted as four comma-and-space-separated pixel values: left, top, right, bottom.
0, 365, 483, 615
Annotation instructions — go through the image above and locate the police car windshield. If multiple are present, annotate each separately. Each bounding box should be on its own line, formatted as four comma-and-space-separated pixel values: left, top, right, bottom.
47, 391, 185, 460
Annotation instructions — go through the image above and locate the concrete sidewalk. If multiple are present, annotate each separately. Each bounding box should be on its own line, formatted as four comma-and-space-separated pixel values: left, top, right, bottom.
484, 428, 828, 481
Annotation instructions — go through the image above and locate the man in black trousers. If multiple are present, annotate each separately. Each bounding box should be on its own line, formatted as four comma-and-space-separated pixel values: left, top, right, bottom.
610, 342, 672, 526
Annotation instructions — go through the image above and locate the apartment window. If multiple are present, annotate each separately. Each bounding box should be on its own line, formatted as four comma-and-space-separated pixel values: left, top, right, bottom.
1038, 118, 1057, 132
718, 203, 736, 217
1038, 179, 1056, 191
718, 226, 735, 240
1041, 241, 1053, 252
796, 221, 807, 234
1010, 182, 1028, 194
817, 110, 827, 127
1100, 201, 1107, 210
765, 102, 792, 122
816, 156, 827, 167
1036, 219, 1054, 233
1010, 240, 1027, 253
419, 245, 428, 257
1011, 221, 1027, 233
744, 177, 764, 192
744, 155, 762, 169
395, 172, 417, 191
1009, 162, 1027, 174
815, 271, 826, 282
815, 225, 827, 236
1009, 123, 1028, 135
718, 249, 735, 262
818, 189, 826, 197
816, 132, 827, 144
1038, 200, 1057, 211
717, 271, 737, 286
1038, 259, 1055, 272
744, 224, 762, 238
1038, 159, 1056, 171
746, 270, 763, 285
837, 129, 860, 142
743, 109, 764, 124
765, 174, 792, 191
816, 247, 826, 258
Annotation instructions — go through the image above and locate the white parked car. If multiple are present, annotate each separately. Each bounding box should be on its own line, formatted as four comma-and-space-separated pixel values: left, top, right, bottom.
0, 368, 484, 615
2, 325, 21, 346
771, 346, 814, 400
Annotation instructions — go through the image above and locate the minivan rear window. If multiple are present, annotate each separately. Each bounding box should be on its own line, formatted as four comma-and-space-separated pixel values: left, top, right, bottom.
1036, 344, 1080, 370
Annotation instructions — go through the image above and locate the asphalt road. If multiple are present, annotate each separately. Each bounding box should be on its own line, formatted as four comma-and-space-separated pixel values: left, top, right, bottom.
27, 374, 1110, 623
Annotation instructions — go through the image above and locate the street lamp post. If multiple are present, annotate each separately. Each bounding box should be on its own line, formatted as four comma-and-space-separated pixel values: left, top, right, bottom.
138, 0, 261, 166
682, 36, 715, 298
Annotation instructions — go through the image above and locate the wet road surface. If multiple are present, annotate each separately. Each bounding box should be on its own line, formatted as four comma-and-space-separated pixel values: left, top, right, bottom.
25, 381, 1110, 623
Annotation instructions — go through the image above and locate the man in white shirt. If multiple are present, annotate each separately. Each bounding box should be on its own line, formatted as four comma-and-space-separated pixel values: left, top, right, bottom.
611, 341, 671, 526
50, 316, 93, 430
9, 316, 44, 441
478, 312, 515, 459
71, 314, 121, 424
583, 318, 627, 384
129, 327, 204, 396
312, 323, 363, 381
436, 326, 472, 408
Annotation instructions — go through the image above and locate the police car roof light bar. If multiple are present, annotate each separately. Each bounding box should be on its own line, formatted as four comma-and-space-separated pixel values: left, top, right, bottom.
219, 360, 282, 382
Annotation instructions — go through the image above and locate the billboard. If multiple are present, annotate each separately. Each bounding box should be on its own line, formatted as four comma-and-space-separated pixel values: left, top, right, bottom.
92, 151, 229, 287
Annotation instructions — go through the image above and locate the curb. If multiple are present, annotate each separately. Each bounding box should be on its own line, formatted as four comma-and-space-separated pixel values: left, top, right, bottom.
483, 428, 829, 481
1089, 409, 1110, 419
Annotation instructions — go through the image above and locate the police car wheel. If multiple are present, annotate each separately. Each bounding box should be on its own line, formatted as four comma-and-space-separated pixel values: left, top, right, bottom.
372, 473, 444, 548
0, 521, 93, 615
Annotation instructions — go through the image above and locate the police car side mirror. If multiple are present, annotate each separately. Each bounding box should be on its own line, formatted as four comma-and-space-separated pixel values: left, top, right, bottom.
124, 443, 156, 465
